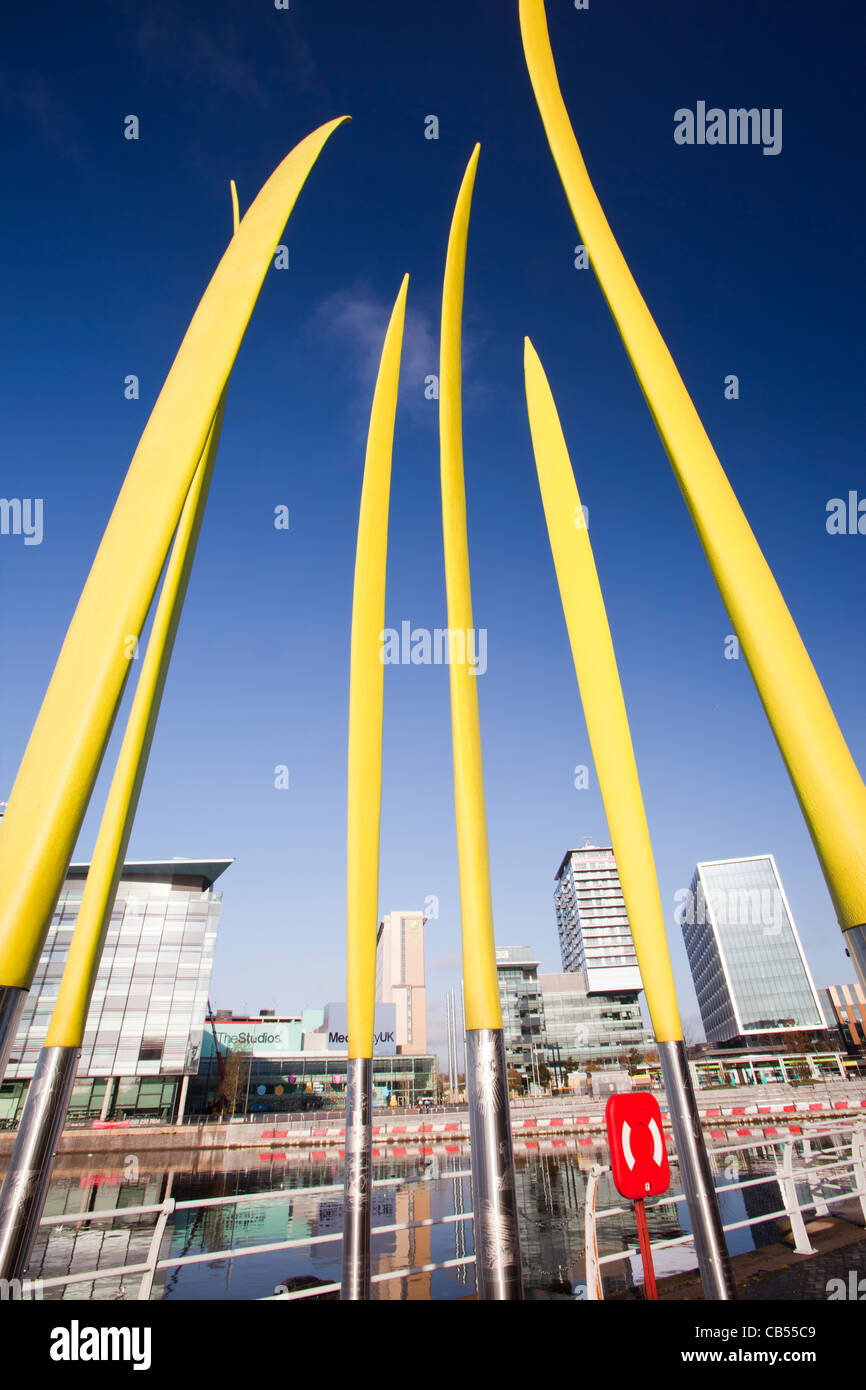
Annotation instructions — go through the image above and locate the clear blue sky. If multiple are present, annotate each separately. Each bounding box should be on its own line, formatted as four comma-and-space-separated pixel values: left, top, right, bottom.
1, 1, 864, 1053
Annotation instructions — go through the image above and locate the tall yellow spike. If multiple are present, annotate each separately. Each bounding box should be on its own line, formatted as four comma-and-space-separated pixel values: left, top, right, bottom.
519, 0, 866, 958
0, 183, 243, 1283
346, 276, 409, 1060
524, 338, 681, 1042
439, 143, 501, 1033
0, 120, 348, 1023
44, 178, 242, 1049
342, 276, 409, 1302
439, 147, 522, 1300
523, 336, 734, 1298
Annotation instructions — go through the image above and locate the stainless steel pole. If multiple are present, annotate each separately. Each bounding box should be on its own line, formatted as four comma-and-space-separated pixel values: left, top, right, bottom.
0, 987, 27, 1082
0, 1045, 79, 1280
340, 1054, 372, 1300
466, 1028, 523, 1300
658, 1039, 734, 1300
451, 989, 459, 1096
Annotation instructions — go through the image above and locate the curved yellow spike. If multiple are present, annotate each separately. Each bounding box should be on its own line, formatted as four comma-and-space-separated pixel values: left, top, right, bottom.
346, 276, 409, 1059
230, 179, 240, 234
524, 338, 682, 1041
43, 177, 243, 1048
0, 116, 349, 993
45, 409, 225, 1047
439, 145, 502, 1032
519, 0, 866, 937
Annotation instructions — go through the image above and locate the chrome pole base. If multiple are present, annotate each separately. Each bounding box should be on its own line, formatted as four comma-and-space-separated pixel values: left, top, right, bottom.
466, 1028, 523, 1299
340, 1055, 372, 1300
0, 986, 27, 1083
844, 925, 866, 994
658, 1038, 734, 1300
0, 1044, 80, 1280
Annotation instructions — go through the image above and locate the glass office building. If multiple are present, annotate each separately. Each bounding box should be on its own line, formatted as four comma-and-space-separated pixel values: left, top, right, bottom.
0, 858, 229, 1124
495, 947, 652, 1080
538, 972, 649, 1070
495, 947, 545, 1076
679, 855, 826, 1046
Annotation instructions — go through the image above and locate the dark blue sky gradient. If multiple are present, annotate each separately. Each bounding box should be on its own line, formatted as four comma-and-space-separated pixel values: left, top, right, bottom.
1, 1, 864, 1048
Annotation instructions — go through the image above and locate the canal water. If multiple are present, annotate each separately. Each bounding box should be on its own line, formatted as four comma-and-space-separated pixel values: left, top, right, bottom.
12, 1131, 847, 1300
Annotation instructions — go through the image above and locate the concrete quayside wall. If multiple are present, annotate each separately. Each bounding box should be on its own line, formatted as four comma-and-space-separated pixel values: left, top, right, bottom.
1, 1082, 863, 1157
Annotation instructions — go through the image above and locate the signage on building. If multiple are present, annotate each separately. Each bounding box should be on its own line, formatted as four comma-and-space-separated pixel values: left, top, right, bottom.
322, 1003, 397, 1055
605, 1093, 670, 1199
213, 1021, 301, 1057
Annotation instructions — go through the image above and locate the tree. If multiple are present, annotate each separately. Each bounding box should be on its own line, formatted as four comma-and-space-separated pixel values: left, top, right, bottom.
217, 1050, 250, 1118
536, 1060, 551, 1090
624, 1048, 643, 1075
507, 1067, 524, 1096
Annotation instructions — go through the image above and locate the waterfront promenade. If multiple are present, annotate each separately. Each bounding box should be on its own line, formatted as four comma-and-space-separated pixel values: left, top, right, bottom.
2, 1081, 863, 1160
610, 1200, 866, 1301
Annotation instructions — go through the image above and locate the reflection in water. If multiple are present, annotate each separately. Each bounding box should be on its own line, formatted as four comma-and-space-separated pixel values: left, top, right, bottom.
5, 1133, 844, 1300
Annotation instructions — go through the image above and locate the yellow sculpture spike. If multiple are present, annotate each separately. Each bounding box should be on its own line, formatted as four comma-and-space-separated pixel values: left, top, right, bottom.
44, 182, 241, 1048
519, 0, 866, 936
440, 146, 502, 1032
45, 414, 225, 1047
0, 119, 348, 992
346, 276, 409, 1058
524, 339, 682, 1041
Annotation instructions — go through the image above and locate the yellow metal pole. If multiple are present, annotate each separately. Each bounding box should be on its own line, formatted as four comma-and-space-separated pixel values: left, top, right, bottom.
523, 339, 680, 1043
47, 181, 242, 1051
440, 148, 522, 1299
518, 0, 866, 961
440, 146, 501, 1035
345, 275, 409, 1061
0, 119, 349, 1064
45, 425, 223, 1051
342, 276, 409, 1301
0, 192, 240, 1283
523, 337, 734, 1299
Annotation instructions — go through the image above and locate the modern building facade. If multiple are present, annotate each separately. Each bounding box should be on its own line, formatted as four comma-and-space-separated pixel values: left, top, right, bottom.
495, 947, 544, 1077
376, 910, 427, 1054
538, 971, 649, 1072
191, 1006, 435, 1112
679, 855, 827, 1047
554, 846, 643, 991
819, 983, 866, 1057
0, 857, 229, 1125
495, 947, 652, 1083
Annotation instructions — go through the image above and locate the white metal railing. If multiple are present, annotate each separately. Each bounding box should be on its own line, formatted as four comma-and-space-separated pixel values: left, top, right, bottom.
28, 1119, 866, 1301
33, 1170, 475, 1301
583, 1122, 866, 1299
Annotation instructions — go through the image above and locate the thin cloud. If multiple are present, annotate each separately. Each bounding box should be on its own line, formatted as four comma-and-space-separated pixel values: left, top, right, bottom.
0, 65, 84, 158
133, 6, 318, 105
315, 284, 437, 405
